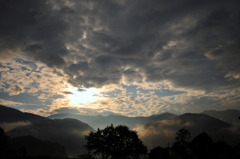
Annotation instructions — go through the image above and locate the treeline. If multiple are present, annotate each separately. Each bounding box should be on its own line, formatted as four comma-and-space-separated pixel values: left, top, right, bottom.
149, 128, 240, 159
1, 126, 240, 159
82, 127, 240, 159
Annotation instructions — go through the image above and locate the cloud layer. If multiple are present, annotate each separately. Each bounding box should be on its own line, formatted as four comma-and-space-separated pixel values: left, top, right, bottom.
0, 0, 240, 116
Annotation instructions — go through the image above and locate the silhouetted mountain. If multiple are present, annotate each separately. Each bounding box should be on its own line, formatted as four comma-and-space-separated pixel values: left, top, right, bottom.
7, 118, 94, 155
0, 105, 47, 123
138, 113, 232, 150
48, 113, 105, 129
48, 112, 176, 129
0, 105, 94, 156
2, 105, 240, 157
148, 113, 176, 120
0, 127, 66, 158
176, 113, 231, 132
9, 135, 66, 157
202, 109, 240, 125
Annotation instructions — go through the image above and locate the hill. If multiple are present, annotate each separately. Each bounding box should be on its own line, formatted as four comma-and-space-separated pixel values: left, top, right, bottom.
7, 118, 94, 155
0, 105, 94, 156
48, 112, 176, 129
138, 113, 232, 149
0, 127, 66, 158
202, 109, 240, 125
0, 105, 47, 123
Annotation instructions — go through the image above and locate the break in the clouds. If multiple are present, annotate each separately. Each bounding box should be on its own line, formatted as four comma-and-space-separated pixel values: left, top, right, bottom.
0, 0, 240, 116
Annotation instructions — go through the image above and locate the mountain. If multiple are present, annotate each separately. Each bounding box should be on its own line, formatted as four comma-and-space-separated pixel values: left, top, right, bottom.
9, 135, 66, 157
0, 105, 94, 156
202, 109, 240, 125
48, 112, 176, 129
0, 105, 47, 123
175, 113, 231, 132
7, 118, 94, 155
2, 105, 240, 156
138, 113, 232, 149
0, 127, 66, 157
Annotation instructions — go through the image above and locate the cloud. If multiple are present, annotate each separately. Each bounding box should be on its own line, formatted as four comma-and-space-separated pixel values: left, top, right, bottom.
0, 99, 23, 106
0, 57, 69, 97
62, 91, 74, 95
7, 85, 24, 95
50, 106, 117, 116
0, 0, 240, 115
0, 121, 31, 132
19, 108, 51, 117
0, 0, 239, 89
0, 0, 69, 66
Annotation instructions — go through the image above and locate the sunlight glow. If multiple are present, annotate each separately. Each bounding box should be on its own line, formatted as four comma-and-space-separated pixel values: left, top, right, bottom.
66, 87, 99, 106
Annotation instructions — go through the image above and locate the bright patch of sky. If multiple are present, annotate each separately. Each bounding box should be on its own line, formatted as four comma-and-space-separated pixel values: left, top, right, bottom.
66, 87, 100, 106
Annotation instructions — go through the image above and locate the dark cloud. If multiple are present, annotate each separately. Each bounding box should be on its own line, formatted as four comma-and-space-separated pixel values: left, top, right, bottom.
1, 0, 240, 91
12, 85, 23, 93
77, 88, 86, 92
8, 85, 24, 95
62, 91, 73, 95
0, 0, 69, 66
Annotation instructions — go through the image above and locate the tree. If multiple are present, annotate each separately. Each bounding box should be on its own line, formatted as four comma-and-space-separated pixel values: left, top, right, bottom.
85, 125, 147, 159
190, 132, 213, 156
190, 132, 213, 158
0, 127, 8, 154
175, 129, 191, 145
172, 129, 191, 158
149, 146, 170, 159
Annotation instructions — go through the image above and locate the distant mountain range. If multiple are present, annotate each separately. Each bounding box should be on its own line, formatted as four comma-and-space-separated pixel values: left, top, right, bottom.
1, 104, 240, 156
137, 113, 233, 149
48, 112, 176, 129
202, 109, 240, 125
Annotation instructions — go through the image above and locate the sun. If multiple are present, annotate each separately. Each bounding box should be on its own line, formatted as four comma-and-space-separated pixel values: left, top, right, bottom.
66, 87, 99, 106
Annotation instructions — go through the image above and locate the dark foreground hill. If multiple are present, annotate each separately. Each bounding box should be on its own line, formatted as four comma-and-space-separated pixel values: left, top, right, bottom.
0, 127, 66, 158
10, 135, 66, 157
0, 105, 94, 156
7, 118, 94, 155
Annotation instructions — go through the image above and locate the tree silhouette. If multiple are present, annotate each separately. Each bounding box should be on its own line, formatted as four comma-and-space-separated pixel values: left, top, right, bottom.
175, 129, 191, 145
149, 146, 170, 159
85, 125, 147, 159
190, 132, 213, 158
0, 127, 8, 155
172, 129, 191, 158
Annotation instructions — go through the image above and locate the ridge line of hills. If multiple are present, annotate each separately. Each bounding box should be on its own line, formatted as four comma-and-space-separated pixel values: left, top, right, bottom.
1, 104, 240, 156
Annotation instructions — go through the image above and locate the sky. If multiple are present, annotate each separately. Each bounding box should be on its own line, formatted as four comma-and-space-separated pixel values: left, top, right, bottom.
0, 0, 240, 117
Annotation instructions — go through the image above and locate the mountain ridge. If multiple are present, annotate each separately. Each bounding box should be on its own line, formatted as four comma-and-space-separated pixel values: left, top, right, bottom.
140, 112, 233, 149
202, 109, 240, 125
0, 105, 48, 123
48, 112, 176, 129
0, 105, 94, 156
1, 105, 240, 155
